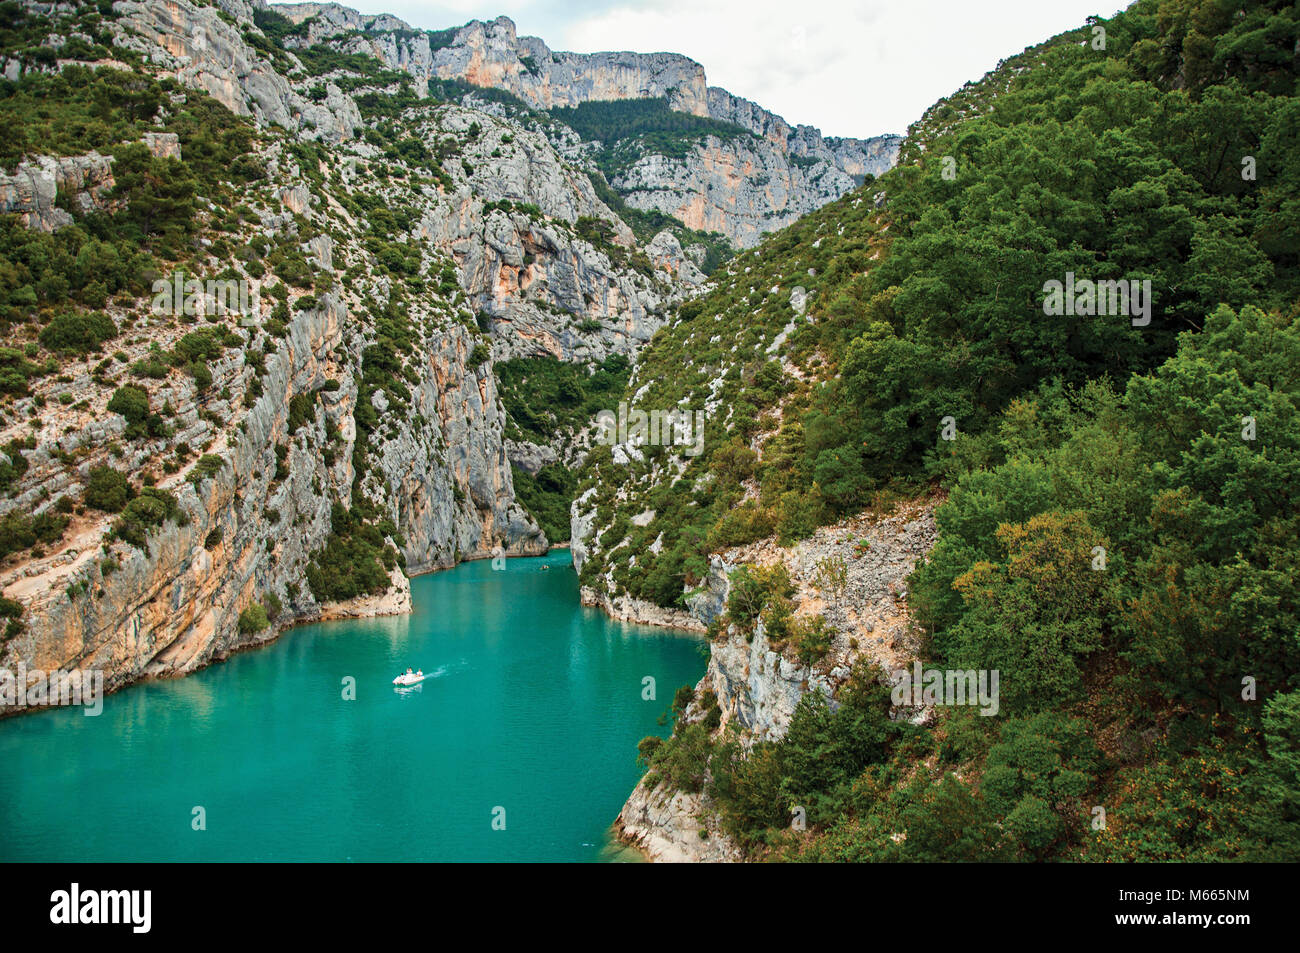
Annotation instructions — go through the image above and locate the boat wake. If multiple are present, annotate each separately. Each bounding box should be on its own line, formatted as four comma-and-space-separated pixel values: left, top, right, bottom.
391, 661, 461, 692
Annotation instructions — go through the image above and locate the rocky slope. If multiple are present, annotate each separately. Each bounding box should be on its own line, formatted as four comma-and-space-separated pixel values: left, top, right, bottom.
0, 152, 118, 231
614, 779, 743, 863
554, 164, 951, 859
0, 0, 698, 712
612, 501, 938, 861
0, 2, 910, 769
112, 0, 363, 141
688, 503, 938, 740
271, 6, 902, 246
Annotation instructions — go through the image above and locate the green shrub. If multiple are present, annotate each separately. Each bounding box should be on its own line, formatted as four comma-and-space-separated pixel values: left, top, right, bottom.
725, 563, 795, 636
494, 354, 630, 443
789, 614, 835, 667
83, 466, 132, 513
237, 603, 269, 635
0, 509, 69, 560
111, 488, 182, 549
107, 384, 149, 426
263, 591, 283, 620
0, 437, 32, 491
636, 735, 663, 766
644, 722, 714, 794
288, 393, 314, 433
38, 312, 116, 354
0, 595, 24, 644
132, 353, 170, 379
188, 454, 225, 484
305, 504, 400, 602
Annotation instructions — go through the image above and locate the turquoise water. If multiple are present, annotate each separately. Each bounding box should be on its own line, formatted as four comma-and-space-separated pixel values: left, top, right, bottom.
0, 551, 704, 862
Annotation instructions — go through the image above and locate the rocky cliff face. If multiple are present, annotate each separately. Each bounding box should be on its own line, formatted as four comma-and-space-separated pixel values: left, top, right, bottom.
0, 132, 189, 230
277, 6, 716, 116
271, 6, 902, 246
614, 778, 743, 862
612, 501, 939, 861
0, 0, 697, 713
411, 106, 677, 364
113, 0, 362, 141
691, 503, 937, 741
0, 0, 906, 743
5, 297, 349, 697
609, 138, 869, 248
0, 252, 546, 710
0, 152, 117, 230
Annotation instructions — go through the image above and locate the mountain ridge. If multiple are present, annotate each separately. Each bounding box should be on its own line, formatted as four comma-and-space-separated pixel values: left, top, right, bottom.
0, 0, 706, 710
266, 3, 903, 245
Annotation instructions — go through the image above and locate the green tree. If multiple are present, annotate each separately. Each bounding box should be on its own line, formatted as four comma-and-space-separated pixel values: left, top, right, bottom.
107, 384, 149, 426
83, 466, 132, 513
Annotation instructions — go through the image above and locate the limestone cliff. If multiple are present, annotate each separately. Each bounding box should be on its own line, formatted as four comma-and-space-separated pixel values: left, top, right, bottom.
270, 6, 902, 246
612, 501, 939, 861
0, 273, 544, 709
0, 0, 693, 713
410, 106, 677, 363
0, 152, 117, 231
112, 0, 362, 141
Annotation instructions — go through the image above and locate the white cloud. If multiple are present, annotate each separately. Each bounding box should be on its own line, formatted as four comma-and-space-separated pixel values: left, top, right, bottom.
287, 0, 1124, 138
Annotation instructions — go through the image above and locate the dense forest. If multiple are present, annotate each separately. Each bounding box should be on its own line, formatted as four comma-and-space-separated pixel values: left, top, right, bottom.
550, 97, 756, 180
549, 97, 755, 151
496, 353, 631, 542
596, 0, 1300, 860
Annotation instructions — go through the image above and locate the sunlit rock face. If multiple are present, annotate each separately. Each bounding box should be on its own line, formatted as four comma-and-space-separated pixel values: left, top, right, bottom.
274, 6, 903, 247
0, 0, 899, 712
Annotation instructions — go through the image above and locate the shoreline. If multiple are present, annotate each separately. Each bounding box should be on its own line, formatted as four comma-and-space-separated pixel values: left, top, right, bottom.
5, 541, 714, 863
1, 545, 574, 720
2, 545, 705, 721
4, 542, 713, 863
579, 585, 706, 633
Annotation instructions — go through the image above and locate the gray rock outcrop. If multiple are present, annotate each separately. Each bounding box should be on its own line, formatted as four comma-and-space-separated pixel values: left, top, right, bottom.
609, 502, 939, 859
270, 7, 902, 246
0, 152, 116, 230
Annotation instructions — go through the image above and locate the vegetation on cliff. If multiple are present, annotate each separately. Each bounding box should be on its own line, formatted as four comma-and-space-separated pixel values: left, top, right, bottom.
2, 0, 695, 653
2, 0, 1295, 864
551, 97, 757, 180
624, 0, 1300, 862
495, 353, 631, 541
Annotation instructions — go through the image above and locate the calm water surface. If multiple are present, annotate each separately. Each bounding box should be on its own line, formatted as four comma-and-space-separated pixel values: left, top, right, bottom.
0, 550, 704, 861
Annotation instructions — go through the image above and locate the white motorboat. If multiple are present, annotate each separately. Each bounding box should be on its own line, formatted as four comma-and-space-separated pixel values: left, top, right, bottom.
392, 670, 426, 686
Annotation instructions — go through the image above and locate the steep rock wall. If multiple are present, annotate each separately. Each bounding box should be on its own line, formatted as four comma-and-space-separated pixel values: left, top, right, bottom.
611, 501, 939, 860
0, 0, 695, 714
270, 6, 902, 246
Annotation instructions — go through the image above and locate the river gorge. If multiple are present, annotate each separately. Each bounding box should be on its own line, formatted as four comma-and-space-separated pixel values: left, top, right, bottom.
0, 551, 704, 862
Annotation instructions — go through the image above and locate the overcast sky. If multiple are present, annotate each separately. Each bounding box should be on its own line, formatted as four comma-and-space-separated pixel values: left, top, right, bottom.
311, 0, 1125, 138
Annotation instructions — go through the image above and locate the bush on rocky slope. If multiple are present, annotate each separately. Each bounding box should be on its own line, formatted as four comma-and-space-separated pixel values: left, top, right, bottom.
609, 0, 1300, 863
